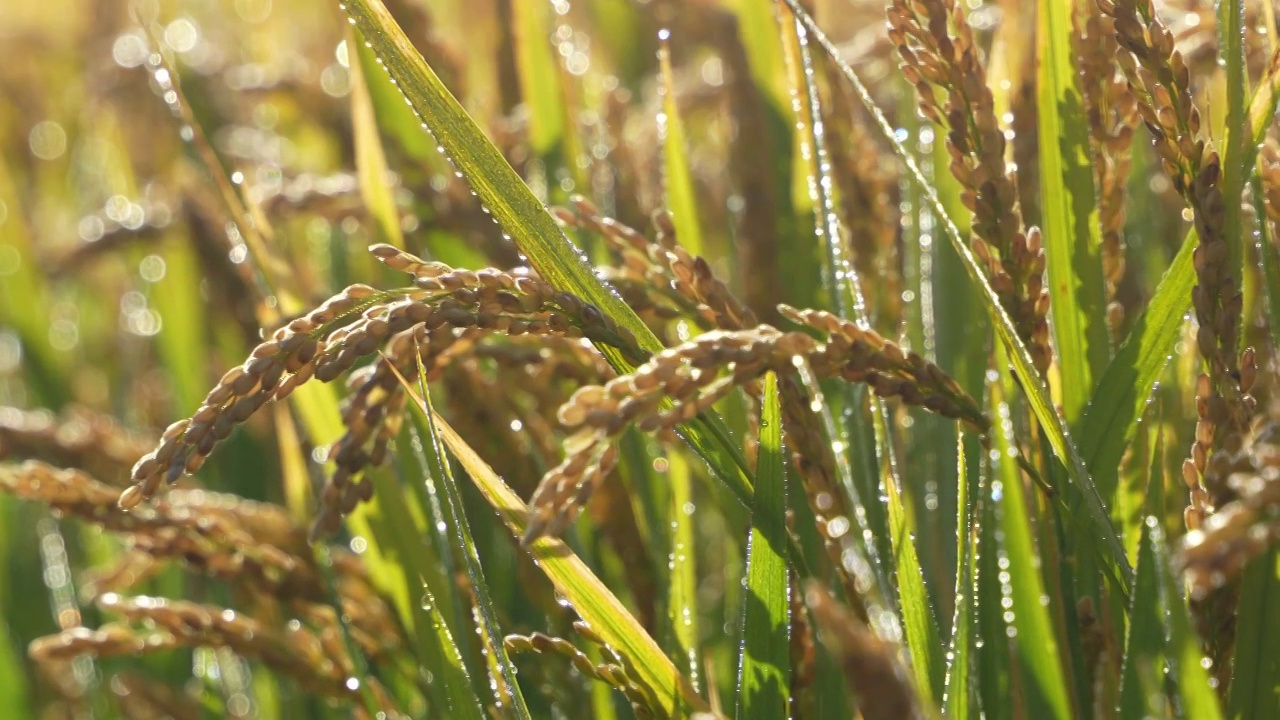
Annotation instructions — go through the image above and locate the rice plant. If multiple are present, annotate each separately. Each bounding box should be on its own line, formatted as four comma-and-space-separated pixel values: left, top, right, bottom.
1, 0, 1278, 718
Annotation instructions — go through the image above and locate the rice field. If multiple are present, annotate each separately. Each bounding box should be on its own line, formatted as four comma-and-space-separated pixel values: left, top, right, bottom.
1, 0, 1278, 718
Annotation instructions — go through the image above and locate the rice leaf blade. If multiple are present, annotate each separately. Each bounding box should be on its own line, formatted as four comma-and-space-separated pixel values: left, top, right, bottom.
0, 601, 29, 718
405, 364, 531, 719
1218, 0, 1248, 286
349, 27, 405, 249
151, 234, 209, 415
666, 451, 702, 696
778, 4, 894, 606
1117, 514, 1166, 718
339, 0, 652, 361
1227, 549, 1280, 719
1253, 173, 1280, 352
991, 365, 1071, 720
1035, 0, 1108, 424
885, 455, 943, 705
942, 430, 976, 719
512, 0, 565, 156
658, 38, 705, 257
361, 468, 487, 720
1156, 528, 1224, 719
736, 371, 790, 720
655, 39, 705, 692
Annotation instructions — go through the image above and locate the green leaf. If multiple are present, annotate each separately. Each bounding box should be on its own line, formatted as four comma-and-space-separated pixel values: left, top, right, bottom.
885, 449, 943, 705
736, 371, 790, 720
655, 35, 706, 695
1155, 525, 1224, 719
1076, 236, 1193, 506
1256, 173, 1280, 351
0, 600, 29, 719
402, 357, 531, 719
151, 234, 209, 415
1228, 549, 1280, 719
781, 0, 1132, 592
665, 452, 702, 696
1035, 0, 1108, 424
991, 366, 1072, 720
1117, 515, 1167, 719
339, 0, 651, 362
658, 37, 705, 257
512, 0, 565, 156
975, 454, 1013, 720
349, 27, 405, 249
420, 392, 708, 718
943, 430, 977, 719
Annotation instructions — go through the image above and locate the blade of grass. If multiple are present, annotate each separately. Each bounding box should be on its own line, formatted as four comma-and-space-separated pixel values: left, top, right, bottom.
512, 0, 565, 157
884, 453, 943, 705
1035, 0, 1108, 424
655, 36, 704, 694
363, 466, 487, 720
991, 364, 1072, 720
150, 234, 210, 415
735, 371, 790, 720
658, 35, 705, 257
349, 27, 405, 250
402, 356, 531, 719
1227, 549, 1280, 718
397, 382, 708, 717
1252, 172, 1280, 352
666, 451, 702, 696
1117, 510, 1166, 717
975, 451, 1012, 720
352, 30, 436, 165
1154, 523, 1224, 719
279, 342, 477, 714
779, 0, 1132, 592
339, 0, 647, 360
942, 429, 976, 719
0, 608, 28, 718
1076, 235, 1192, 498
1228, 545, 1280, 712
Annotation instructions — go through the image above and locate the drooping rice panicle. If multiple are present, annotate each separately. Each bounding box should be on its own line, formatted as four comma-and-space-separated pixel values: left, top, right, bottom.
524, 315, 986, 543
118, 248, 644, 539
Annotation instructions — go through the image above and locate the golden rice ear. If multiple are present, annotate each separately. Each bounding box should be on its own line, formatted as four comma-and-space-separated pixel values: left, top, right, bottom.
887, 0, 1051, 373
523, 319, 988, 544
117, 258, 641, 530
1076, 5, 1141, 341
